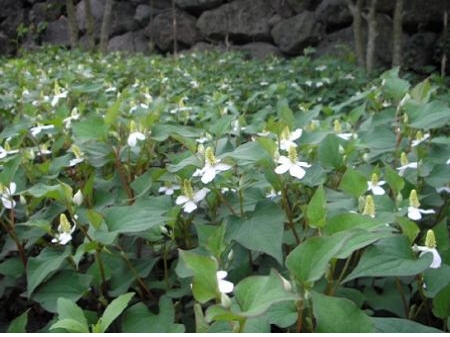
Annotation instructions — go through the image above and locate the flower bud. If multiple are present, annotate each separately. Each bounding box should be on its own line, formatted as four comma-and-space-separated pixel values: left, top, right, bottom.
72, 189, 83, 206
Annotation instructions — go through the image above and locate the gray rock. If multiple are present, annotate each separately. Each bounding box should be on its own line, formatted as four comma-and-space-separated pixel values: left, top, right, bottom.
108, 29, 150, 53
175, 0, 223, 13
29, 0, 64, 24
271, 11, 323, 55
0, 0, 23, 20
316, 0, 352, 31
41, 17, 70, 46
315, 26, 354, 59
196, 0, 278, 43
238, 42, 282, 60
404, 32, 438, 73
145, 9, 200, 52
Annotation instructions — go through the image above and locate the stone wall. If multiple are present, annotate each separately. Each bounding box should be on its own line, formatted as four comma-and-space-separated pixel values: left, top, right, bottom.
0, 0, 447, 71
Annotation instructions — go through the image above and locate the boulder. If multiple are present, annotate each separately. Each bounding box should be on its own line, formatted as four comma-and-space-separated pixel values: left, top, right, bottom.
0, 8, 26, 37
403, 0, 446, 32
196, 0, 280, 43
316, 0, 352, 32
0, 0, 24, 20
108, 29, 150, 54
404, 32, 439, 73
175, 0, 224, 14
145, 9, 200, 52
41, 17, 70, 46
271, 11, 323, 55
29, 0, 64, 24
315, 26, 355, 59
238, 42, 282, 59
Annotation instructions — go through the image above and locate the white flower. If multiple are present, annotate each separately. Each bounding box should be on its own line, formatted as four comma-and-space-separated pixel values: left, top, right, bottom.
367, 173, 386, 195
337, 133, 354, 141
0, 182, 16, 209
412, 245, 441, 269
192, 147, 232, 184
274, 147, 311, 180
158, 184, 180, 195
72, 190, 83, 206
407, 206, 435, 221
411, 132, 430, 147
0, 145, 19, 158
216, 270, 234, 294
407, 189, 435, 220
127, 131, 145, 147
51, 91, 68, 107
52, 214, 76, 245
397, 162, 418, 176
30, 124, 55, 137
175, 180, 209, 213
266, 189, 281, 199
279, 127, 302, 151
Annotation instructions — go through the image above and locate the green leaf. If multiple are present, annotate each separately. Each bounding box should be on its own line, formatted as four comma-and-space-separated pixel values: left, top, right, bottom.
231, 201, 285, 264
410, 77, 434, 103
104, 197, 169, 233
406, 100, 450, 130
339, 167, 368, 197
306, 185, 327, 228
380, 67, 410, 102
432, 283, 450, 319
324, 213, 387, 235
71, 116, 107, 142
372, 317, 443, 333
0, 256, 25, 278
342, 236, 433, 283
396, 217, 420, 244
333, 229, 394, 259
50, 318, 91, 333
286, 232, 348, 285
178, 250, 219, 303
26, 182, 73, 204
318, 134, 343, 169
276, 98, 295, 126
7, 309, 29, 333
122, 297, 185, 333
311, 291, 375, 333
234, 270, 298, 317
423, 264, 450, 298
104, 96, 122, 126
226, 141, 270, 166
56, 297, 88, 328
26, 246, 71, 296
384, 165, 404, 193
31, 270, 93, 313
95, 292, 134, 333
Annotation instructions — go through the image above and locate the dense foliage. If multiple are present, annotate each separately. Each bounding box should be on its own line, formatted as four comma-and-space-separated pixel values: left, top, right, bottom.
0, 47, 449, 333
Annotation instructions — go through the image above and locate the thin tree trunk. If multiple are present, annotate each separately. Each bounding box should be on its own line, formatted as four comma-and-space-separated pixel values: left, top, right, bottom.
100, 0, 114, 53
347, 0, 365, 68
172, 0, 178, 56
441, 8, 448, 77
84, 0, 95, 51
392, 0, 403, 68
365, 0, 377, 74
66, 0, 78, 49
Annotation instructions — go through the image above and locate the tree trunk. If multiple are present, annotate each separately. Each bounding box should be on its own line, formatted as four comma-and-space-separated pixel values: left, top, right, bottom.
441, 7, 448, 77
347, 0, 365, 68
100, 0, 114, 53
172, 0, 178, 56
84, 0, 95, 51
392, 0, 403, 68
66, 0, 78, 49
365, 0, 377, 74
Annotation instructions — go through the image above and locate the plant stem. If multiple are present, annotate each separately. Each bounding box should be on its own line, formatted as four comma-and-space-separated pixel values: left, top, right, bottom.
112, 146, 134, 204
281, 185, 300, 244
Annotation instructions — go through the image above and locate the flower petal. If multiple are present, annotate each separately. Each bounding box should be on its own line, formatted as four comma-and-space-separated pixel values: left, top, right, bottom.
183, 201, 197, 213
289, 164, 306, 180
201, 167, 216, 184
372, 185, 385, 195
194, 188, 210, 203
218, 279, 234, 293
408, 206, 422, 220
175, 195, 189, 205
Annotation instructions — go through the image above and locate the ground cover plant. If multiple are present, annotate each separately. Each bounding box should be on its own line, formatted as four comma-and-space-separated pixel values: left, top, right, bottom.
0, 46, 449, 333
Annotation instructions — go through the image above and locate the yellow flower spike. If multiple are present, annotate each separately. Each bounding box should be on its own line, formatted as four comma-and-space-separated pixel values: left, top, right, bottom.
70, 144, 83, 159
287, 145, 298, 163
4, 141, 12, 152
129, 120, 138, 133
363, 195, 375, 218
425, 229, 436, 249
400, 152, 409, 166
59, 214, 72, 233
53, 81, 61, 95
415, 130, 423, 141
371, 173, 379, 186
334, 120, 342, 133
197, 144, 205, 156
409, 189, 420, 208
280, 126, 291, 141
402, 113, 409, 124
182, 180, 194, 200
205, 147, 217, 166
